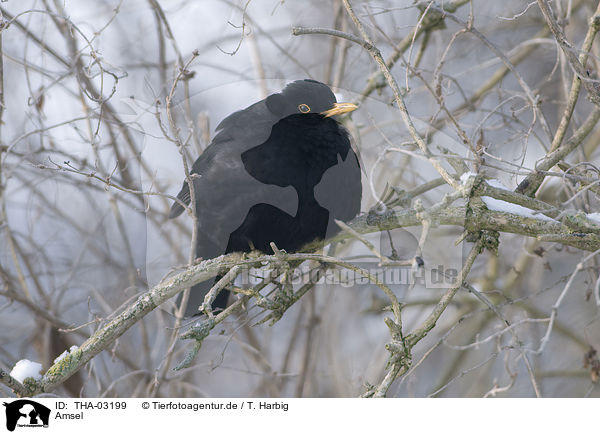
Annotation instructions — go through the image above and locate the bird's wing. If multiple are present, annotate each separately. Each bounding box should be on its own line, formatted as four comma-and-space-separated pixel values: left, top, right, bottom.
169, 98, 299, 255
315, 151, 362, 239
168, 100, 278, 219
193, 158, 298, 255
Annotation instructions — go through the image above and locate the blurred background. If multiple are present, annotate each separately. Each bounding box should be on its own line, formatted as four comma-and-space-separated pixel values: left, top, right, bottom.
1, 0, 600, 397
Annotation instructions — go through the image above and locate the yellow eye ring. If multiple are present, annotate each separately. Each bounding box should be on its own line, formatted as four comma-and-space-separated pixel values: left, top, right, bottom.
298, 103, 311, 113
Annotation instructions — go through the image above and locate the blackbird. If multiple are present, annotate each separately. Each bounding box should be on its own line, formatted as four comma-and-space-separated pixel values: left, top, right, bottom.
170, 79, 362, 316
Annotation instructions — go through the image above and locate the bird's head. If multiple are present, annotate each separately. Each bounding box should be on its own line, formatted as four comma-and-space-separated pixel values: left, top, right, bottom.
266, 79, 358, 118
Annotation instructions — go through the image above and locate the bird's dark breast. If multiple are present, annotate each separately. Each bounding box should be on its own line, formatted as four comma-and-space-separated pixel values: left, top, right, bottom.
233, 113, 362, 253
241, 114, 354, 188
242, 115, 347, 184
225, 202, 330, 253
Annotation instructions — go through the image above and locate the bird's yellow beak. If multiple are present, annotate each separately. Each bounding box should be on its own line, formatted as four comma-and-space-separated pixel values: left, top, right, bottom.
321, 102, 358, 117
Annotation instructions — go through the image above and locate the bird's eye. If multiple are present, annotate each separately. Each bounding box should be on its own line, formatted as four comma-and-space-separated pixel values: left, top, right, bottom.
298, 104, 311, 113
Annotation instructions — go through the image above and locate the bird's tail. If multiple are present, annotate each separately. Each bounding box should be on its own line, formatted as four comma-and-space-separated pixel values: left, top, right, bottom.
178, 233, 231, 317
182, 279, 230, 317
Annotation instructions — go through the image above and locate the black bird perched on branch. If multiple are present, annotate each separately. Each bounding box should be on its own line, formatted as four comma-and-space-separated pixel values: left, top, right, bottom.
170, 79, 362, 316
